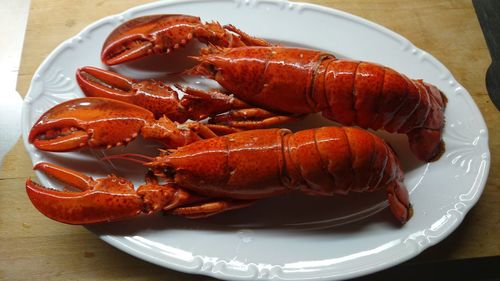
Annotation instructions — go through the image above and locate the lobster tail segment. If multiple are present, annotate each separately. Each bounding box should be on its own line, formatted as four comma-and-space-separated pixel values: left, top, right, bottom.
407, 82, 447, 162
283, 127, 412, 224
387, 181, 413, 224
315, 58, 447, 162
408, 127, 445, 162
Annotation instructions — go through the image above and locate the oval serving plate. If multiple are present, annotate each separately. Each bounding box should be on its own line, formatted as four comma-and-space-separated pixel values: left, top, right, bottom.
22, 0, 490, 280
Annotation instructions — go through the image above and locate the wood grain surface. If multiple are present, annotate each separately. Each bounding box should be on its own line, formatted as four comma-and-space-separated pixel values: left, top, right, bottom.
2, 0, 499, 280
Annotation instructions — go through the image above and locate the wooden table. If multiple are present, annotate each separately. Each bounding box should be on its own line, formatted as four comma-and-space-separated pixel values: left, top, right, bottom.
2, 0, 498, 280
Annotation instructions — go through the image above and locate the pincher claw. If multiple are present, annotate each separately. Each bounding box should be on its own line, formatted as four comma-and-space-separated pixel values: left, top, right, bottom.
28, 97, 155, 152
77, 66, 188, 121
101, 14, 271, 65
26, 162, 144, 224
101, 15, 203, 65
28, 97, 238, 152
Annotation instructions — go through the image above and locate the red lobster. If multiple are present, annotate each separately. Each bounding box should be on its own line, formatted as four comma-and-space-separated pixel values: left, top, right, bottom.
81, 14, 446, 162
24, 14, 416, 226
26, 126, 412, 225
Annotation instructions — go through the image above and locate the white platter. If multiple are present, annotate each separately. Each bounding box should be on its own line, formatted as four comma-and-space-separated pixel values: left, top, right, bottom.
22, 0, 490, 280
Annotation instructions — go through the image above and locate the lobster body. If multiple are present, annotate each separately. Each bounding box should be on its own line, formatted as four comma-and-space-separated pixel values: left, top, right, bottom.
152, 127, 411, 223
160, 127, 401, 197
191, 46, 447, 162
194, 47, 334, 114
26, 127, 411, 224
159, 128, 289, 200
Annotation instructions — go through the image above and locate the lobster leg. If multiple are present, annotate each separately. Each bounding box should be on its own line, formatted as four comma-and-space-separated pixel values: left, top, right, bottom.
180, 86, 303, 129
136, 171, 253, 218
204, 124, 243, 135
209, 108, 303, 129
138, 172, 208, 213
172, 200, 254, 219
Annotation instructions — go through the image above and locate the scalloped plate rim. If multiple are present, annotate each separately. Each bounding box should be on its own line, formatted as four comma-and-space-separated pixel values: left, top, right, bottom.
21, 0, 490, 280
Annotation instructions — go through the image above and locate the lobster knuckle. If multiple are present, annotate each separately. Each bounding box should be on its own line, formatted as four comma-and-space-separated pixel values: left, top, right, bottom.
131, 80, 187, 122
137, 183, 177, 213
180, 87, 247, 120
139, 117, 194, 148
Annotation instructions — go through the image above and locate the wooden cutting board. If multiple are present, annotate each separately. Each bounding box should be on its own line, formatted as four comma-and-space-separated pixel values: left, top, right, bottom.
2, 0, 498, 280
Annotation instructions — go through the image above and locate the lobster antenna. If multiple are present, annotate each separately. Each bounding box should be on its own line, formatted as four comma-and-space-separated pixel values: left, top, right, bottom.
101, 153, 154, 165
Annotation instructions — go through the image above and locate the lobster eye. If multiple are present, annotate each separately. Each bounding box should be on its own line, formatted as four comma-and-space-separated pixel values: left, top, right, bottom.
207, 63, 218, 73
163, 167, 176, 178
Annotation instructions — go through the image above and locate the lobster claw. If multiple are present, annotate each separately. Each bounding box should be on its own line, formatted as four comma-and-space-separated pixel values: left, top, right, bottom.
29, 96, 232, 152
26, 162, 144, 224
101, 14, 271, 65
29, 97, 154, 151
76, 67, 188, 121
26, 162, 213, 224
101, 15, 203, 65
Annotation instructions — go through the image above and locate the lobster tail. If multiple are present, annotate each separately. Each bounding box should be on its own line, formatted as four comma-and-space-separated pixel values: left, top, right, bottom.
408, 127, 445, 162
284, 127, 403, 194
316, 59, 446, 162
187, 46, 446, 162
283, 127, 412, 223
407, 82, 447, 161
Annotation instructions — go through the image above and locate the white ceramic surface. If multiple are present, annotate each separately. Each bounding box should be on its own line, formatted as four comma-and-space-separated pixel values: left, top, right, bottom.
0, 0, 30, 165
22, 0, 490, 280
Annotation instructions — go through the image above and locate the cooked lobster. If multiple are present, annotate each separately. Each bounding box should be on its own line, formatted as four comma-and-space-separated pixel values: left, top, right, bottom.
87, 14, 447, 162
26, 126, 412, 225
24, 14, 418, 226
